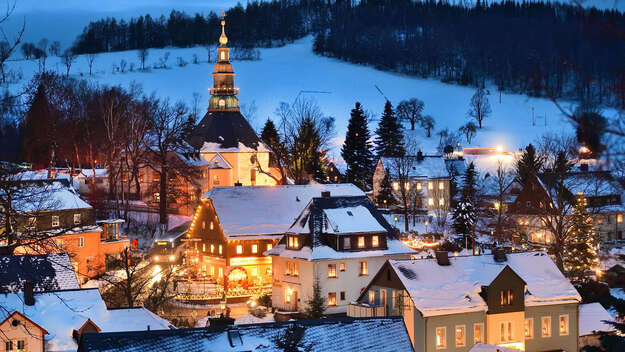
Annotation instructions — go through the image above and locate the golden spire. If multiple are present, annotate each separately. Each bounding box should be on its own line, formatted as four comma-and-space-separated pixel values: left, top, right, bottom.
219, 9, 228, 47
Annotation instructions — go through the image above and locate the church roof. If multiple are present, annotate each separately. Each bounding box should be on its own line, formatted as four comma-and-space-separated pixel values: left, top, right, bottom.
207, 153, 232, 169
188, 110, 268, 153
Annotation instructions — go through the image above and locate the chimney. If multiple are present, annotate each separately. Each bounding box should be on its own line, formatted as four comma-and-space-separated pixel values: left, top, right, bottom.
24, 281, 35, 306
321, 191, 331, 198
493, 247, 507, 262
435, 251, 450, 266
417, 150, 424, 161
234, 182, 242, 187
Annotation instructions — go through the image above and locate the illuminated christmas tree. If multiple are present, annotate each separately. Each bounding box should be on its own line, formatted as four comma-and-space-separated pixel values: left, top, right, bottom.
563, 194, 599, 281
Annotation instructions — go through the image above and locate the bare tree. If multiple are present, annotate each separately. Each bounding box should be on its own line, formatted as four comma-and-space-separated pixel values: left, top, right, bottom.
205, 45, 211, 63
468, 87, 492, 128
459, 122, 477, 144
0, 1, 23, 84
396, 98, 424, 131
37, 38, 49, 72
86, 53, 97, 76
49, 41, 60, 56
61, 49, 75, 77
190, 92, 201, 121
138, 48, 149, 70
492, 160, 513, 241
389, 138, 421, 232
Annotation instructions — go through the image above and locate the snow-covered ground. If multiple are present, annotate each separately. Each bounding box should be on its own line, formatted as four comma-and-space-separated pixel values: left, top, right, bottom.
5, 36, 602, 163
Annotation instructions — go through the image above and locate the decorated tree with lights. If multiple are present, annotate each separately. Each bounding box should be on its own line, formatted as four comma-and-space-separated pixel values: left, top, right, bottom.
564, 194, 599, 281
453, 163, 477, 243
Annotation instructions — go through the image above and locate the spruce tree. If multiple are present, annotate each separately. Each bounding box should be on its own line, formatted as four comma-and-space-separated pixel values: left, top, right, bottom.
342, 102, 375, 190
376, 170, 395, 207
564, 195, 598, 281
374, 100, 405, 157
305, 278, 326, 319
452, 163, 477, 241
516, 144, 543, 185
261, 118, 280, 147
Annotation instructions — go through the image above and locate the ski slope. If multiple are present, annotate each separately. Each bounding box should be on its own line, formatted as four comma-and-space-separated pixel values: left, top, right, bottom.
4, 36, 594, 162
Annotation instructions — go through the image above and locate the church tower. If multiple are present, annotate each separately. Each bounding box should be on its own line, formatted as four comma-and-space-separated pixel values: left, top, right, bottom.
208, 13, 239, 111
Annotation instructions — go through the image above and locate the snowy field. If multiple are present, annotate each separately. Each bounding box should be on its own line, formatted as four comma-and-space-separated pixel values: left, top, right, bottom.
5, 35, 604, 164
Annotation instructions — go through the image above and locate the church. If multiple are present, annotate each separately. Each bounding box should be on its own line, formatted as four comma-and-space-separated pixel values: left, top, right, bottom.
187, 15, 280, 189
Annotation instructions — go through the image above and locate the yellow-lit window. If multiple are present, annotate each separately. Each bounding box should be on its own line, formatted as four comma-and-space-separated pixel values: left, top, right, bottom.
455, 325, 465, 347
358, 236, 365, 248
369, 290, 375, 304
392, 182, 399, 191
372, 236, 379, 247
328, 292, 337, 306
251, 244, 258, 254
439, 182, 444, 190
286, 261, 292, 275
210, 265, 215, 276
428, 182, 434, 190
439, 198, 445, 206
294, 236, 299, 247
473, 323, 483, 344
202, 244, 206, 252
559, 315, 569, 336
202, 221, 206, 230
339, 263, 346, 271
417, 182, 422, 190
218, 267, 223, 277
211, 244, 215, 253
267, 243, 273, 250
436, 327, 446, 349
210, 221, 214, 230
236, 245, 243, 254
220, 51, 226, 60
428, 198, 434, 206
293, 262, 298, 276
360, 261, 368, 276
219, 245, 223, 254
285, 288, 292, 304
525, 318, 534, 339
328, 264, 337, 278
619, 214, 623, 223
404, 182, 410, 190
542, 316, 551, 337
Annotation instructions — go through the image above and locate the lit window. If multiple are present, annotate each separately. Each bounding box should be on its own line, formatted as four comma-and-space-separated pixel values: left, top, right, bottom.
358, 236, 365, 248
474, 323, 483, 344
619, 214, 623, 223
78, 237, 84, 248
428, 198, 434, 206
213, 175, 220, 185
210, 265, 215, 276
202, 221, 206, 230
328, 292, 337, 306
525, 318, 534, 339
339, 263, 346, 271
52, 215, 60, 228
436, 327, 446, 349
455, 325, 465, 347
219, 267, 223, 277
203, 243, 206, 252
360, 261, 368, 276
236, 245, 243, 254
219, 245, 223, 254
153, 193, 160, 203
559, 315, 569, 336
288, 235, 300, 249
343, 237, 351, 249
428, 182, 434, 190
417, 182, 422, 190
392, 182, 399, 191
404, 182, 410, 190
500, 321, 513, 343
74, 213, 81, 225
372, 236, 379, 247
251, 244, 258, 253
286, 261, 292, 275
293, 262, 298, 276
17, 340, 24, 351
369, 290, 375, 304
328, 264, 337, 278
210, 221, 214, 230
55, 238, 63, 248
439, 198, 445, 206
211, 244, 215, 253
439, 182, 444, 190
220, 51, 226, 60
541, 316, 551, 337
500, 289, 513, 305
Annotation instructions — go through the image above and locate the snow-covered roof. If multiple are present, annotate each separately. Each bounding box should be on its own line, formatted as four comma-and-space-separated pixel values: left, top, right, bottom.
0, 288, 173, 351
323, 206, 386, 234
0, 253, 79, 293
207, 153, 232, 169
177, 152, 210, 168
563, 172, 622, 198
380, 156, 449, 179
188, 110, 269, 153
9, 181, 92, 212
78, 317, 414, 352
470, 344, 518, 352
388, 251, 581, 317
202, 184, 365, 238
579, 302, 615, 336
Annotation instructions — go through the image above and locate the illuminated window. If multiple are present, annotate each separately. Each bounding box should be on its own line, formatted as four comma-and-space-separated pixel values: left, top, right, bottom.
220, 51, 226, 60
559, 315, 569, 336
202, 221, 206, 230
541, 316, 551, 337
428, 182, 434, 190
404, 182, 410, 190
219, 245, 223, 254
219, 99, 226, 107
153, 192, 160, 203
339, 263, 346, 271
417, 182, 422, 190
360, 261, 368, 276
210, 265, 215, 276
525, 318, 534, 339
210, 221, 214, 230
500, 289, 513, 305
619, 214, 623, 223
439, 182, 444, 190
428, 198, 434, 206
74, 213, 81, 225
286, 261, 292, 275
328, 292, 337, 306
439, 198, 445, 206
219, 267, 223, 277
211, 244, 215, 253
328, 264, 337, 278
369, 290, 375, 304
51, 215, 60, 228
455, 325, 466, 347
500, 321, 513, 343
474, 323, 484, 344
251, 244, 258, 253
372, 236, 379, 247
55, 238, 63, 248
288, 235, 300, 249
285, 288, 292, 303
358, 236, 365, 248
436, 327, 446, 349
236, 245, 243, 254
78, 237, 84, 248
392, 182, 399, 191
203, 243, 206, 252
343, 237, 351, 249
267, 243, 273, 250
213, 175, 220, 185
293, 262, 298, 276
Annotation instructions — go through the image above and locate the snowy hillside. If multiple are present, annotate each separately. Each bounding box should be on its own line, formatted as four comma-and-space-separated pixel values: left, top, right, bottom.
5, 35, 598, 162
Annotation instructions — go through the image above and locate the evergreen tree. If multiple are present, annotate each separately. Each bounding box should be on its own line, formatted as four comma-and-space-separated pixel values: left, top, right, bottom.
341, 102, 374, 190
564, 194, 598, 281
516, 144, 543, 185
261, 118, 280, 147
452, 163, 477, 241
376, 170, 395, 207
305, 278, 326, 319
374, 100, 405, 157
291, 116, 326, 184
21, 82, 58, 168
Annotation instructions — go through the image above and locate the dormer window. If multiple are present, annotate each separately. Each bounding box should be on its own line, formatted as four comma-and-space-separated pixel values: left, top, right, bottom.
343, 237, 351, 249
287, 235, 299, 249
500, 289, 513, 305
372, 236, 379, 247
357, 236, 365, 248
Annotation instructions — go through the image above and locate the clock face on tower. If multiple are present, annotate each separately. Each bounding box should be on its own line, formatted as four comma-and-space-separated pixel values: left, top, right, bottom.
208, 13, 239, 111
219, 99, 226, 108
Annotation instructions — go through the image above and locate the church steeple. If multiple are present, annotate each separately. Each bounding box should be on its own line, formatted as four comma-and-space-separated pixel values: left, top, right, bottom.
208, 11, 239, 112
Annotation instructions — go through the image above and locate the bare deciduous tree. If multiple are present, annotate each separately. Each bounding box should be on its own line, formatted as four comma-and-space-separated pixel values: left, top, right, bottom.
138, 48, 149, 70
468, 87, 492, 128
61, 49, 76, 77
86, 53, 97, 76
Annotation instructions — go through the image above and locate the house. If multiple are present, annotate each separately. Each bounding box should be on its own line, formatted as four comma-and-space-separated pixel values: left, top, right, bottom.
0, 253, 79, 293
0, 287, 173, 351
267, 193, 415, 314
184, 184, 365, 299
507, 171, 625, 244
6, 180, 129, 281
350, 251, 581, 352
372, 154, 451, 212
578, 302, 615, 349
77, 317, 415, 352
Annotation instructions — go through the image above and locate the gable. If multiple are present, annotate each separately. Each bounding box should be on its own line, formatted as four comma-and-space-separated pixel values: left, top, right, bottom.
0, 311, 48, 335
485, 265, 526, 314
357, 261, 406, 303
